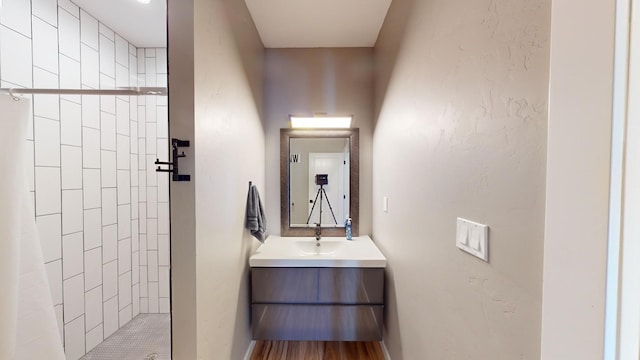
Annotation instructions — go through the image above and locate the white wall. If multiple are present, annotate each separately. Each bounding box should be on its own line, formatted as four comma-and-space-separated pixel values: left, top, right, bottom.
540, 0, 616, 358
373, 0, 550, 358
167, 0, 265, 358
167, 1, 197, 358
193, 0, 264, 357
0, 1, 168, 358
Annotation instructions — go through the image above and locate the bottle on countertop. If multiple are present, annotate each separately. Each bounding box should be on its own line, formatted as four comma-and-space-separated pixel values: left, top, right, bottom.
345, 217, 352, 240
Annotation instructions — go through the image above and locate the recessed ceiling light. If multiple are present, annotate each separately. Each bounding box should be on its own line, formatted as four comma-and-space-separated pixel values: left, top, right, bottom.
137, 0, 151, 4
290, 116, 352, 129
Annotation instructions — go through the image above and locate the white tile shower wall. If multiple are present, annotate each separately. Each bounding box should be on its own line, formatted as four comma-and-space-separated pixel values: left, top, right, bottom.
0, 1, 169, 358
137, 47, 169, 315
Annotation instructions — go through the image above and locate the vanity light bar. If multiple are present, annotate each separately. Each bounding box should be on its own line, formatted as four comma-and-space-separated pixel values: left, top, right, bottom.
290, 116, 352, 129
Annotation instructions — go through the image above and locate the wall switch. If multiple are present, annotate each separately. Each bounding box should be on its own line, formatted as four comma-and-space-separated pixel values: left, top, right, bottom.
383, 196, 389, 213
456, 218, 489, 262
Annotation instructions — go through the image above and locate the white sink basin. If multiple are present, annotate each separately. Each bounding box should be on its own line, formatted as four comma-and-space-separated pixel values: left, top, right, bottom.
249, 236, 387, 268
295, 240, 343, 255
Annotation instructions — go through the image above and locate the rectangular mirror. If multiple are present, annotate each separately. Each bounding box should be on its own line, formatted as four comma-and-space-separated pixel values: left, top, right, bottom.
281, 129, 359, 237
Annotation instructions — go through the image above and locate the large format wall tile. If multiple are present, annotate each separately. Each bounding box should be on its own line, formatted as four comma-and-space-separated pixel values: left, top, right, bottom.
116, 63, 129, 87
148, 282, 159, 313
102, 260, 118, 302
119, 272, 132, 309
62, 189, 83, 234
37, 214, 62, 263
101, 113, 117, 151
85, 286, 103, 331
34, 117, 60, 166
32, 0, 58, 27
103, 296, 118, 338
83, 170, 102, 209
82, 128, 101, 168
64, 315, 85, 360
32, 16, 59, 74
0, 0, 32, 37
117, 135, 130, 170
83, 208, 102, 250
58, 8, 80, 61
58, 0, 79, 18
61, 100, 82, 146
102, 188, 118, 226
35, 167, 61, 216
102, 224, 118, 264
0, 28, 32, 87
62, 232, 84, 279
82, 94, 100, 128
101, 150, 117, 188
80, 10, 98, 50
46, 260, 63, 305
85, 324, 103, 353
118, 238, 132, 275
80, 44, 99, 89
99, 35, 115, 78
33, 68, 60, 121
116, 99, 129, 133
132, 284, 140, 316
61, 145, 82, 189
33, 67, 59, 119
84, 247, 102, 290
118, 204, 132, 239
63, 273, 85, 322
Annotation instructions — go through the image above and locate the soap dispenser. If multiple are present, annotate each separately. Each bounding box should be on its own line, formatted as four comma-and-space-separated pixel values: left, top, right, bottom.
345, 217, 352, 240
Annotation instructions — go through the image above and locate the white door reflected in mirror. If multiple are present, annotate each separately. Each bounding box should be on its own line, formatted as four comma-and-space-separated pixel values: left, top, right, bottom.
289, 138, 349, 228
307, 153, 346, 226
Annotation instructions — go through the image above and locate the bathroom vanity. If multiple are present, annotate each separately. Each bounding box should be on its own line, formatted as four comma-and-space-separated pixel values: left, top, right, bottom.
249, 236, 386, 341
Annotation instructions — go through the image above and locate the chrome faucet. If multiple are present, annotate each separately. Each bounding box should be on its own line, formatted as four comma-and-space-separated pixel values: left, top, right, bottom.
315, 223, 322, 242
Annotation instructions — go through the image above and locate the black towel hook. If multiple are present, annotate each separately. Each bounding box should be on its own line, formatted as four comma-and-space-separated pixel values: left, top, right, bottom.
155, 138, 191, 181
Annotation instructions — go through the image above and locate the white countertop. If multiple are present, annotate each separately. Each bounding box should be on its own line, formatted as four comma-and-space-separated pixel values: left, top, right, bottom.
249, 235, 387, 268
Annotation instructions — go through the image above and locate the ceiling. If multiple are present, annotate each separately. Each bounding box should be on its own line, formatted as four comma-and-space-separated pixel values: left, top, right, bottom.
75, 0, 392, 49
245, 0, 392, 48
72, 0, 167, 48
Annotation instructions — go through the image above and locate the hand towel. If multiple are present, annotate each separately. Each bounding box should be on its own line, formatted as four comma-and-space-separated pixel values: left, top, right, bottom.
245, 184, 266, 242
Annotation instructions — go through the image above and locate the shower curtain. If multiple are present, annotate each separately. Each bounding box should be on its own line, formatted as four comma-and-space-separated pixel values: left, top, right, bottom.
0, 95, 65, 359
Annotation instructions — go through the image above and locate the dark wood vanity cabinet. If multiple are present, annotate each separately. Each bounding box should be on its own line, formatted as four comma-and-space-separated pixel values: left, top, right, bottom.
251, 267, 384, 341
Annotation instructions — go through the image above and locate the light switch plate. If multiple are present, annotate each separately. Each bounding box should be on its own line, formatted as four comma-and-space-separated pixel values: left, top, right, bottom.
383, 196, 389, 213
456, 217, 489, 262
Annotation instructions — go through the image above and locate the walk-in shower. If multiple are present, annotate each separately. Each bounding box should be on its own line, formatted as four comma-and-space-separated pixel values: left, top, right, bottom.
0, 0, 171, 358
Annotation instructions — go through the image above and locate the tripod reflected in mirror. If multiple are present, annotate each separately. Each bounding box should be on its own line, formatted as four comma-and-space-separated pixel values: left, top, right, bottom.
306, 174, 338, 226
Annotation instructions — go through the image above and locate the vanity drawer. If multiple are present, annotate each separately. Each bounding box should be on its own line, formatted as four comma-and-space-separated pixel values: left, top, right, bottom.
251, 268, 318, 303
252, 304, 383, 341
252, 267, 384, 304
318, 268, 384, 304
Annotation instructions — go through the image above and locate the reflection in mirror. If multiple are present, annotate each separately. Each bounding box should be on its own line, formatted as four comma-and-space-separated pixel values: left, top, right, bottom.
289, 138, 349, 227
281, 129, 359, 237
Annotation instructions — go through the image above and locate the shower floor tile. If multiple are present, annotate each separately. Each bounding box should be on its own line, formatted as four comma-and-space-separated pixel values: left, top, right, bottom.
81, 314, 171, 360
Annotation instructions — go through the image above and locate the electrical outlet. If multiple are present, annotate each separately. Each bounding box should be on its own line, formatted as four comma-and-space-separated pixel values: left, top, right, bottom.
456, 217, 489, 262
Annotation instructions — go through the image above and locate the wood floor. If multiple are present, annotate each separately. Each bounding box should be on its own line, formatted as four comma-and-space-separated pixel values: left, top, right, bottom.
250, 341, 385, 360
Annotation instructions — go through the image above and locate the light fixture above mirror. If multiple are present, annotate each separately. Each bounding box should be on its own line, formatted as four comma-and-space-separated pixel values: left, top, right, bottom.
290, 115, 352, 129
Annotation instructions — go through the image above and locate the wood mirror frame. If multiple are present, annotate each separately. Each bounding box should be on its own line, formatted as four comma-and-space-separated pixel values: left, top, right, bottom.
280, 128, 359, 237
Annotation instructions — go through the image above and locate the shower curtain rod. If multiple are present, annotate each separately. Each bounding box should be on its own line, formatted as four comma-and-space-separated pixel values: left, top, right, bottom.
0, 86, 167, 98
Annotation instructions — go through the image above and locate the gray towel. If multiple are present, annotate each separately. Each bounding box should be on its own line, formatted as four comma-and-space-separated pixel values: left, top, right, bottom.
245, 184, 266, 242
